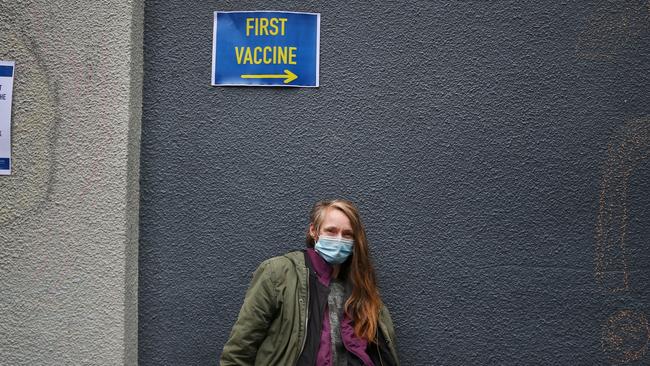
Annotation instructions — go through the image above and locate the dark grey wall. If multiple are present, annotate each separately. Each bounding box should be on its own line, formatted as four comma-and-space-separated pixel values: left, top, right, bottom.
139, 1, 650, 365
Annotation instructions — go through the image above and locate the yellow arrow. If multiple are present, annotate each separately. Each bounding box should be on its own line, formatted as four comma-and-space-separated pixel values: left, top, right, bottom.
240, 69, 298, 84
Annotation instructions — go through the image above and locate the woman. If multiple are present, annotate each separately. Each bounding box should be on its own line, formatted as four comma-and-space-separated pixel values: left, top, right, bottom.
220, 199, 399, 366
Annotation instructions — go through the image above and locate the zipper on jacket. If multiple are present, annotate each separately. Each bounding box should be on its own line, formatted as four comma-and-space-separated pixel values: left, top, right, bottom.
375, 328, 385, 366
295, 266, 309, 366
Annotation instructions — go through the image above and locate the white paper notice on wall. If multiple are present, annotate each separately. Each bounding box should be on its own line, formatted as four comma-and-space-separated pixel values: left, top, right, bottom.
0, 60, 15, 175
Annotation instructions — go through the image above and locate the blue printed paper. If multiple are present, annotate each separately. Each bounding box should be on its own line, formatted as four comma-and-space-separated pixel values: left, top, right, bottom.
0, 60, 14, 175
212, 11, 320, 87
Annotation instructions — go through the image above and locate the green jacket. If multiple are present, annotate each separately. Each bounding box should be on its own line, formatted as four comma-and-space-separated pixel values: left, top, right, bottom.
220, 250, 400, 366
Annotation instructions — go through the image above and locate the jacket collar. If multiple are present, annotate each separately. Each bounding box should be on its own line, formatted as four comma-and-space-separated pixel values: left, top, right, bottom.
305, 248, 333, 286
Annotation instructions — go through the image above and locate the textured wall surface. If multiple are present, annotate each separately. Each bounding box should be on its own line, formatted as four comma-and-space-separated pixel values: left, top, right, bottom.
140, 1, 650, 365
0, 1, 143, 364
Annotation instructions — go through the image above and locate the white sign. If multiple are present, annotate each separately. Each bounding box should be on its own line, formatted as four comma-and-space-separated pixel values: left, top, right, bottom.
0, 61, 15, 175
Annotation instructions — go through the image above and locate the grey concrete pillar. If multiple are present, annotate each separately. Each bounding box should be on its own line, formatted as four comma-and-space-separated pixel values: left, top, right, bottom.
0, 1, 143, 364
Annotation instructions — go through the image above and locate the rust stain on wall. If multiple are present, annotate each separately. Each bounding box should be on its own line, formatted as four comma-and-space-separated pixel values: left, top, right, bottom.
602, 310, 650, 363
595, 117, 650, 292
595, 117, 650, 364
576, 0, 650, 60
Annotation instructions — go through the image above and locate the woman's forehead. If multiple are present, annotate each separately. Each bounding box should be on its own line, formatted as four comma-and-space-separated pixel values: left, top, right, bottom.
321, 208, 352, 229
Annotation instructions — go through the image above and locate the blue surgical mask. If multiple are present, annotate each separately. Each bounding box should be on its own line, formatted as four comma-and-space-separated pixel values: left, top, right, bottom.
314, 235, 354, 264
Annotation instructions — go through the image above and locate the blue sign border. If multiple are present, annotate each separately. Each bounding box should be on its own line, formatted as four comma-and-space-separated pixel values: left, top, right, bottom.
212, 10, 320, 88
0, 66, 13, 77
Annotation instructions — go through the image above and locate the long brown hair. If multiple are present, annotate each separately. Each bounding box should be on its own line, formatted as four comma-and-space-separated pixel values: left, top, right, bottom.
305, 199, 382, 342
